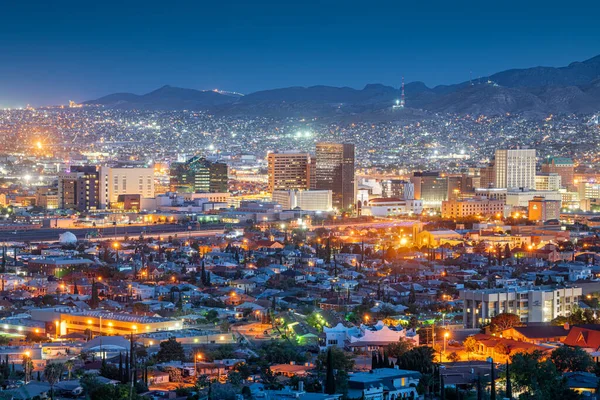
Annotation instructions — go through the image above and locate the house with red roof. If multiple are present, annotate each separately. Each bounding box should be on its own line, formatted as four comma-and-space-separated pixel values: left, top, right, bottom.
563, 325, 600, 360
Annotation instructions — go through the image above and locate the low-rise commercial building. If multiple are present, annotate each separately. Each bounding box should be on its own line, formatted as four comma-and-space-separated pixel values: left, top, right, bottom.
441, 196, 505, 219
460, 286, 582, 328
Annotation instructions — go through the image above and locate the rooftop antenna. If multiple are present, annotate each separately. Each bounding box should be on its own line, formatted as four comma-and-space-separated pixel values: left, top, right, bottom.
400, 76, 405, 108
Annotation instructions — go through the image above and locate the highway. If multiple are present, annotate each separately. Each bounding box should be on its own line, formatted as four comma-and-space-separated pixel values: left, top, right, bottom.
0, 224, 226, 243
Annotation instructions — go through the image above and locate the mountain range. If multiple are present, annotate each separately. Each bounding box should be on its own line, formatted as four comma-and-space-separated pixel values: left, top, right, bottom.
84, 54, 600, 117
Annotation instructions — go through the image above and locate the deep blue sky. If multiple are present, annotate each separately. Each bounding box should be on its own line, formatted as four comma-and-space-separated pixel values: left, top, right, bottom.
1, 0, 599, 107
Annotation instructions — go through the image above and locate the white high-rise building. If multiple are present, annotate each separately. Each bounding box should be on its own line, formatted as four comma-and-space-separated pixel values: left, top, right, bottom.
495, 148, 536, 190
99, 166, 155, 208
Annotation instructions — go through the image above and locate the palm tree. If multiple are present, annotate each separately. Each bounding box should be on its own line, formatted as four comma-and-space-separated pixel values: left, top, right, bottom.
44, 363, 65, 400
64, 360, 74, 380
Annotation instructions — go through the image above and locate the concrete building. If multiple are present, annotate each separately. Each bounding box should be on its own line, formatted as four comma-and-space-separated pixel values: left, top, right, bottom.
29, 308, 182, 336
460, 286, 582, 328
535, 173, 562, 191
578, 182, 600, 200
410, 171, 448, 207
271, 189, 333, 211
441, 196, 505, 219
495, 148, 536, 190
35, 187, 58, 210
542, 157, 574, 190
360, 198, 423, 217
315, 143, 355, 210
506, 189, 562, 208
58, 166, 101, 211
528, 196, 561, 222
99, 166, 154, 208
478, 163, 496, 188
267, 152, 311, 193
381, 180, 414, 200
448, 174, 476, 200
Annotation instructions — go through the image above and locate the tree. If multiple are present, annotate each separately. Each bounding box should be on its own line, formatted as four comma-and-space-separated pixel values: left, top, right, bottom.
325, 348, 336, 395
463, 336, 478, 360
156, 338, 185, 362
396, 346, 435, 373
317, 347, 355, 371
490, 313, 520, 333
65, 360, 74, 380
306, 311, 328, 332
510, 350, 579, 399
447, 352, 460, 363
505, 360, 513, 400
408, 284, 416, 304
551, 346, 594, 372
386, 339, 414, 359
490, 360, 496, 400
45, 363, 65, 400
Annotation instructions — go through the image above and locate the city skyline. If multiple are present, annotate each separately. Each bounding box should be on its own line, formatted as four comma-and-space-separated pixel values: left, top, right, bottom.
1, 0, 600, 107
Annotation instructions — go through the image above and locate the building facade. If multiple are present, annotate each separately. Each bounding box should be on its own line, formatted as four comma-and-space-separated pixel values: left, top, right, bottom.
495, 148, 536, 190
170, 156, 228, 193
99, 166, 155, 208
410, 171, 448, 207
542, 157, 574, 190
267, 152, 311, 193
271, 189, 333, 211
315, 143, 355, 210
460, 286, 582, 328
528, 196, 561, 222
535, 173, 562, 191
58, 166, 101, 211
441, 196, 505, 219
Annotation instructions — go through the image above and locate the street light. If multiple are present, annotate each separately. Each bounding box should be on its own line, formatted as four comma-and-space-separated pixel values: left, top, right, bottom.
23, 351, 31, 383
194, 353, 203, 373
443, 332, 449, 362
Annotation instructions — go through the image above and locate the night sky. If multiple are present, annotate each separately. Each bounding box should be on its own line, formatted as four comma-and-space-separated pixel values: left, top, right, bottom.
1, 0, 599, 107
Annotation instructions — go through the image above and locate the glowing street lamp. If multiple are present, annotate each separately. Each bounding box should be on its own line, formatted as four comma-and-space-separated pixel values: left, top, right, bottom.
443, 332, 450, 361
23, 351, 31, 383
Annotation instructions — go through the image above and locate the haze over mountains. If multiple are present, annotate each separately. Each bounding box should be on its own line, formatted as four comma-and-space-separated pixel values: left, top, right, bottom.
84, 54, 600, 117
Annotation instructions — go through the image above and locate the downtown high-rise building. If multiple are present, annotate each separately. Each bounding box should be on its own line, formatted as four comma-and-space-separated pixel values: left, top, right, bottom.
170, 156, 228, 193
315, 143, 355, 210
99, 166, 155, 208
494, 148, 536, 190
58, 166, 101, 211
267, 151, 312, 193
541, 157, 574, 190
410, 171, 448, 207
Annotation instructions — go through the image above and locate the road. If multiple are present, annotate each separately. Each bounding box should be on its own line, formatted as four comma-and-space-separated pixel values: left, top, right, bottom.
0, 224, 226, 243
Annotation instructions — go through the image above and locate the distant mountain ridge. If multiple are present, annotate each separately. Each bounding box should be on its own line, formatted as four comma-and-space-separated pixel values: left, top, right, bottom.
84, 54, 600, 116
84, 85, 241, 110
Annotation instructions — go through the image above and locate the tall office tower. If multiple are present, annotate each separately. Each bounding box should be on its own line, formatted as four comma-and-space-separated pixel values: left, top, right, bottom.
541, 157, 574, 190
382, 180, 414, 200
267, 151, 311, 193
494, 148, 536, 190
209, 162, 229, 193
98, 166, 155, 209
315, 143, 355, 210
58, 166, 100, 211
170, 156, 229, 193
410, 171, 448, 206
